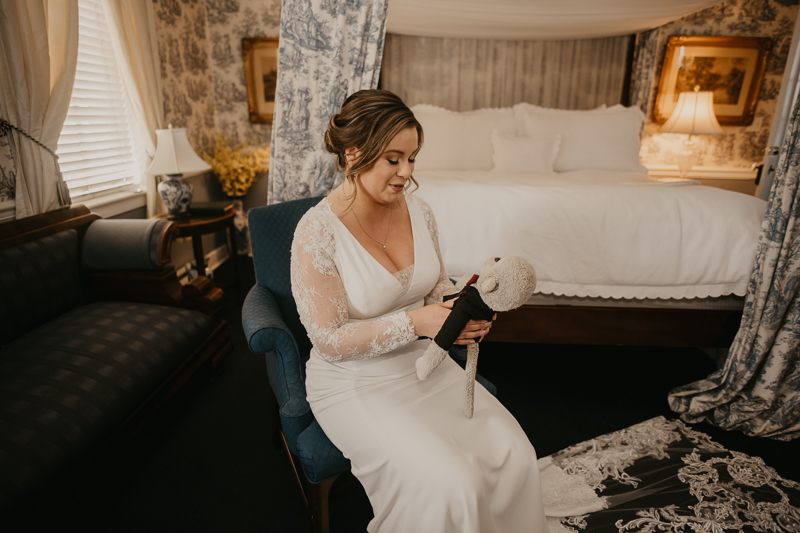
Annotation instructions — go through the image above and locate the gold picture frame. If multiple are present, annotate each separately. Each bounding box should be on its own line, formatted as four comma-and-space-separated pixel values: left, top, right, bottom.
653, 36, 771, 126
242, 37, 279, 124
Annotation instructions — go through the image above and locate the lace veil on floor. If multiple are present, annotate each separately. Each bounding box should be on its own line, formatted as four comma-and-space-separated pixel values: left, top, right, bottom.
540, 416, 800, 533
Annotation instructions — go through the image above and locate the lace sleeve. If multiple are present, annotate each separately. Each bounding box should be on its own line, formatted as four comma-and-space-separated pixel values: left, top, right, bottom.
290, 207, 418, 363
416, 196, 457, 305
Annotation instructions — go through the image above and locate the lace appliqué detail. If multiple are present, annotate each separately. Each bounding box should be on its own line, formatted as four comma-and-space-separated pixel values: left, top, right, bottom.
290, 201, 418, 363
564, 514, 589, 530
394, 264, 415, 292
550, 417, 688, 491
616, 450, 800, 533
544, 416, 800, 533
540, 457, 607, 516
616, 447, 800, 533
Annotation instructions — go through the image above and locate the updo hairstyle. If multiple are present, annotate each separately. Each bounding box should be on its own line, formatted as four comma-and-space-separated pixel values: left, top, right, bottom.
324, 89, 423, 206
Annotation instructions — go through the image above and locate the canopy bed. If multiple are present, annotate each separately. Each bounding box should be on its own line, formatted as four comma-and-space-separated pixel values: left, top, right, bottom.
409, 102, 765, 347
375, 0, 770, 348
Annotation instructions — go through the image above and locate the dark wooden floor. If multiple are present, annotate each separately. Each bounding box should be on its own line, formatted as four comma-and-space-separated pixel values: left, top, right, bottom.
34, 259, 800, 533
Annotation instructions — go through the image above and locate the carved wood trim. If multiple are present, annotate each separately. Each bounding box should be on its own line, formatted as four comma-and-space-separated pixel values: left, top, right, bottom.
157, 221, 178, 266
0, 204, 100, 251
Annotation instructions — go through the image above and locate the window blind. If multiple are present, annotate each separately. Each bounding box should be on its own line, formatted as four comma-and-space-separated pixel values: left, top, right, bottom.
56, 0, 142, 200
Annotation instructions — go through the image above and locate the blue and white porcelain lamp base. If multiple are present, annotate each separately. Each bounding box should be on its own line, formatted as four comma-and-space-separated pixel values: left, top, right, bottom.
158, 173, 193, 219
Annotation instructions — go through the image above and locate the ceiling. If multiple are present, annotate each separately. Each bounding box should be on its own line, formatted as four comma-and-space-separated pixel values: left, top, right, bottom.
386, 0, 726, 40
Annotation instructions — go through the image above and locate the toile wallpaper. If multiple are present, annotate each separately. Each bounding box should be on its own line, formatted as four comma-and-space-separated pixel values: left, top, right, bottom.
152, 0, 280, 154
639, 0, 800, 170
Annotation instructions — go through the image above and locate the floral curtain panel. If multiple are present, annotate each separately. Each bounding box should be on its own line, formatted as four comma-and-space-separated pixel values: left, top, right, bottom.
628, 28, 661, 116
268, 0, 388, 204
668, 93, 800, 441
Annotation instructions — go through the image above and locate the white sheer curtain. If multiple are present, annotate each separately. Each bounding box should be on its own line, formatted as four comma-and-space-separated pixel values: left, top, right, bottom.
0, 0, 78, 218
101, 0, 165, 217
381, 33, 631, 111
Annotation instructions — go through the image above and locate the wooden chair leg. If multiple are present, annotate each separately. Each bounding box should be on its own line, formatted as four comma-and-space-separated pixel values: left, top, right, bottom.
308, 476, 337, 533
279, 430, 340, 533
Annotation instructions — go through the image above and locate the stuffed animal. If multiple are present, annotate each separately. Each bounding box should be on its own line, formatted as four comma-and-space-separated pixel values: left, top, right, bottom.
416, 256, 537, 418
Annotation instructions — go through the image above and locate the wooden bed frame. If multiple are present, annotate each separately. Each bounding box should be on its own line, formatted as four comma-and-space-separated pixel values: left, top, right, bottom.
490, 304, 742, 347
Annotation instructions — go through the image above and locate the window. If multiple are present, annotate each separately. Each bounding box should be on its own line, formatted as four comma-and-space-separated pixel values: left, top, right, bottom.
56, 0, 144, 201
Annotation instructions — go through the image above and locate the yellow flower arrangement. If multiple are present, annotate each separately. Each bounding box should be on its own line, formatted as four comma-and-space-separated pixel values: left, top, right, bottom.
203, 132, 270, 197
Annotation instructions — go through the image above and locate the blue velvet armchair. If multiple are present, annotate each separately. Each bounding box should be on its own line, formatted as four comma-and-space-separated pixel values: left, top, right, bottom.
243, 196, 497, 533
243, 196, 347, 533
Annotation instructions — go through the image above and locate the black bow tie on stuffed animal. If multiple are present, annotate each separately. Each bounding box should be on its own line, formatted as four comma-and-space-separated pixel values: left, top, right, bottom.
416, 256, 537, 418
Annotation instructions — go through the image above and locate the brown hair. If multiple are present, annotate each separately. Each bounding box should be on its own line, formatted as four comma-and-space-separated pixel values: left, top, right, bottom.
324, 89, 423, 207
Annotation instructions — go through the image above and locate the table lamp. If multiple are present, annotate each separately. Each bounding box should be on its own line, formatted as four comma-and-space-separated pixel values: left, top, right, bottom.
146, 125, 211, 219
662, 85, 722, 177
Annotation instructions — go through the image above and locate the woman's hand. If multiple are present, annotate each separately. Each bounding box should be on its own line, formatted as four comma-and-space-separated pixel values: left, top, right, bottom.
407, 301, 496, 344
455, 313, 497, 345
406, 300, 454, 339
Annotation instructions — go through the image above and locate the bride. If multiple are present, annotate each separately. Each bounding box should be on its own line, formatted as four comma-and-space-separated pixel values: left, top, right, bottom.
291, 89, 551, 532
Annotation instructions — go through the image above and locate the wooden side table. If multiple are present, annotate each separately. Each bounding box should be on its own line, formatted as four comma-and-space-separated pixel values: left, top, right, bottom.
156, 206, 242, 301
645, 165, 758, 195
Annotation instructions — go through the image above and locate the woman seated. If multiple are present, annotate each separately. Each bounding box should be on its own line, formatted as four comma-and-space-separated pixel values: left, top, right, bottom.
291, 89, 549, 532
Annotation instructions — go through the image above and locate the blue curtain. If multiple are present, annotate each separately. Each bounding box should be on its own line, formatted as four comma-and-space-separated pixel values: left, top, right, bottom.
668, 92, 800, 441
267, 0, 388, 204
628, 28, 660, 115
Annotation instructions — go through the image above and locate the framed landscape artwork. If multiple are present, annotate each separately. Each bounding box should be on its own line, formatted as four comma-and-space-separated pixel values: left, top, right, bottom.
653, 36, 772, 126
242, 37, 279, 124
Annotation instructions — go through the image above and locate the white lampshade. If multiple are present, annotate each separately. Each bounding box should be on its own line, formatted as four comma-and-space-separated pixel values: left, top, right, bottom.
662, 89, 722, 135
146, 126, 211, 175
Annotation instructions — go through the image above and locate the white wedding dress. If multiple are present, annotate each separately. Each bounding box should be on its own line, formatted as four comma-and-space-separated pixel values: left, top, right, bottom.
291, 193, 552, 532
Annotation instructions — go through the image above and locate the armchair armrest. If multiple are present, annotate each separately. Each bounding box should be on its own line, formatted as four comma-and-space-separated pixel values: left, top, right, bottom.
243, 285, 312, 455
243, 285, 299, 355
81, 219, 175, 270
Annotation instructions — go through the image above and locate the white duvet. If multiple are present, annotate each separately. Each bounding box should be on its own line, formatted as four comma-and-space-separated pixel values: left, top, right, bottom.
414, 169, 767, 300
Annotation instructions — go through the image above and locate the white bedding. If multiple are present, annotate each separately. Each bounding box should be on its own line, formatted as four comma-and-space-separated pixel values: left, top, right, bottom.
414, 169, 767, 300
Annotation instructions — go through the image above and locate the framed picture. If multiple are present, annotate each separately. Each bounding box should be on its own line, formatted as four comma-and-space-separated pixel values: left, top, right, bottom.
653, 36, 771, 126
242, 37, 279, 124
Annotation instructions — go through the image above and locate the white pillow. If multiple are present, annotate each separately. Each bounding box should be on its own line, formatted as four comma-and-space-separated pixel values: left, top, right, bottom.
513, 102, 608, 118
411, 104, 517, 171
491, 131, 560, 174
515, 104, 646, 173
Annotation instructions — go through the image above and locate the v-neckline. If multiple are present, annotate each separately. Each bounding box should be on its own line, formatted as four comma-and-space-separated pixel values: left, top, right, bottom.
324, 196, 417, 279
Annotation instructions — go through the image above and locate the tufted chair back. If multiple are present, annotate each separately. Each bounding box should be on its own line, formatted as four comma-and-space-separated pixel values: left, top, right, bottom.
247, 196, 320, 362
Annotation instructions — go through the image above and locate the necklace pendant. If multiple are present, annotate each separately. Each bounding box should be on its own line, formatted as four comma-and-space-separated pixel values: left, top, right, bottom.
382, 244, 386, 249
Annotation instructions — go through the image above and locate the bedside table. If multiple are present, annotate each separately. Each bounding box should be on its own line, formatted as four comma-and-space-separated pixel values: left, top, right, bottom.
155, 206, 242, 301
645, 165, 758, 195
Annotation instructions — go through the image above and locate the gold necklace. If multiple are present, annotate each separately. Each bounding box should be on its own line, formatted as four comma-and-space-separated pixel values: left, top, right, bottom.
353, 202, 394, 249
